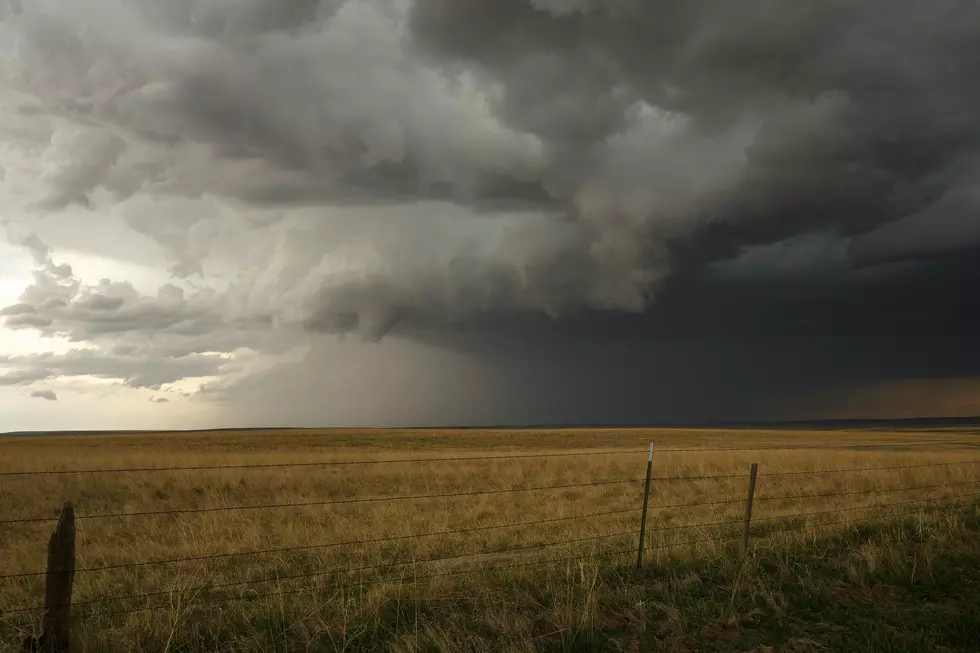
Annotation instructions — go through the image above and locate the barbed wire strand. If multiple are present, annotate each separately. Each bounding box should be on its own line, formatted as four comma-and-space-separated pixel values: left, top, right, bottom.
637, 479, 980, 512
1, 529, 641, 616
653, 473, 749, 482
761, 459, 980, 477
99, 547, 645, 619
657, 440, 979, 453
0, 506, 642, 579
0, 449, 650, 478
4, 457, 980, 623
6, 498, 978, 623
108, 533, 736, 619
80, 504, 980, 621
0, 477, 645, 526
0, 548, 634, 630
4, 440, 978, 478
755, 479, 980, 503
0, 510, 747, 582
0, 511, 747, 581
14, 472, 970, 530
754, 490, 980, 523
756, 497, 980, 538
650, 497, 746, 510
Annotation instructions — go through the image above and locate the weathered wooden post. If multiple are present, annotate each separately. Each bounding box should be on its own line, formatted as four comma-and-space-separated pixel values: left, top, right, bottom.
636, 443, 654, 571
741, 464, 759, 558
24, 501, 75, 653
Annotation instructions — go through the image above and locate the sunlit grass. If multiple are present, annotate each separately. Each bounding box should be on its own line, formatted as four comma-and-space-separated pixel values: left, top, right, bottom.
1, 428, 979, 652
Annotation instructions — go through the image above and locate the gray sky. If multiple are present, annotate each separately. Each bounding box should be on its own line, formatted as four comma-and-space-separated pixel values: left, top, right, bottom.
3, 0, 980, 431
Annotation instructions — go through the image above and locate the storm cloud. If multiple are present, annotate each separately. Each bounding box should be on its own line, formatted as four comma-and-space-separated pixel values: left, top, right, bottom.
6, 1, 980, 333
2, 0, 980, 427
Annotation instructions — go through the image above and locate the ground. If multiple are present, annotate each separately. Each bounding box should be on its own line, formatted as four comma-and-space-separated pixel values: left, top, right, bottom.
1, 427, 979, 652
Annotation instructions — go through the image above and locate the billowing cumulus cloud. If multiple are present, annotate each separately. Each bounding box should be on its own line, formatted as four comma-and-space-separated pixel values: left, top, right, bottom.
0, 230, 287, 397
707, 232, 851, 283
4, 0, 980, 338
2, 0, 980, 428
0, 366, 53, 386
3, 348, 228, 389
1, 231, 271, 348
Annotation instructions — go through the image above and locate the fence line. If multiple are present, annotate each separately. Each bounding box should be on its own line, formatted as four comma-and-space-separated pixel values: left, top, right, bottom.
649, 496, 746, 510
0, 476, 646, 526
104, 547, 642, 619
3, 439, 980, 644
761, 459, 980, 476
0, 449, 650, 478
6, 498, 973, 623
4, 440, 977, 478
41, 495, 980, 624
655, 440, 979, 453
117, 532, 739, 618
0, 549, 638, 631
0, 493, 980, 628
2, 529, 640, 616
14, 531, 741, 623
753, 490, 980, 523
756, 479, 980, 502
762, 500, 980, 535
0, 511, 749, 582
0, 506, 643, 580
649, 472, 749, 482
6, 471, 977, 528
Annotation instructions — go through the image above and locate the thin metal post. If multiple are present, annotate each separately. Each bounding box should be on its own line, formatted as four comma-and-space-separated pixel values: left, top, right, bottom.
636, 443, 654, 571
741, 463, 759, 558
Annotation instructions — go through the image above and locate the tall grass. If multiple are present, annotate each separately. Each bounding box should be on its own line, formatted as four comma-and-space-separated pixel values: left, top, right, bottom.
1, 428, 979, 652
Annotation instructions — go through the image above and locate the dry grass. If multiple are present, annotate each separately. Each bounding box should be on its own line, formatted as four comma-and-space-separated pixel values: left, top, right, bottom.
1, 427, 980, 652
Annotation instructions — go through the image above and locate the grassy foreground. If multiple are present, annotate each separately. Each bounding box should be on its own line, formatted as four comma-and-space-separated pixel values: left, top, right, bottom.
1, 428, 980, 652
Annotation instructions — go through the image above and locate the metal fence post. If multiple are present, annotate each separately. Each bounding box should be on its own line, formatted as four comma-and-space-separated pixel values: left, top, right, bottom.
741, 463, 759, 558
636, 443, 654, 571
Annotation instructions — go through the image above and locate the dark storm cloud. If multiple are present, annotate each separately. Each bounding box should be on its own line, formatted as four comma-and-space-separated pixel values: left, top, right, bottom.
14, 0, 980, 336
396, 0, 980, 350
410, 0, 980, 242
213, 326, 980, 427
246, 0, 980, 336
7, 0, 980, 425
29, 389, 58, 401
37, 131, 125, 210
141, 0, 334, 38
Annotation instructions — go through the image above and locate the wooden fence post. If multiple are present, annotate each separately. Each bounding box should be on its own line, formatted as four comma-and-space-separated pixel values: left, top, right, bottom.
636, 443, 654, 571
741, 464, 758, 558
24, 501, 75, 653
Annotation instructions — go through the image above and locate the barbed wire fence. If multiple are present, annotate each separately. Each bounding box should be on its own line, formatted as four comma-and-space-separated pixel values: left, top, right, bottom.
2, 442, 980, 651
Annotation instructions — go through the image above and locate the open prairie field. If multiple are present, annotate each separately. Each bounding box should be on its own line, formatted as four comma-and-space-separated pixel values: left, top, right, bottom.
3, 427, 980, 652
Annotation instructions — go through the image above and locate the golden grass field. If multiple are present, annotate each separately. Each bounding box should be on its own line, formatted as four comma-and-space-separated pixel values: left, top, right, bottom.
2, 427, 980, 652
